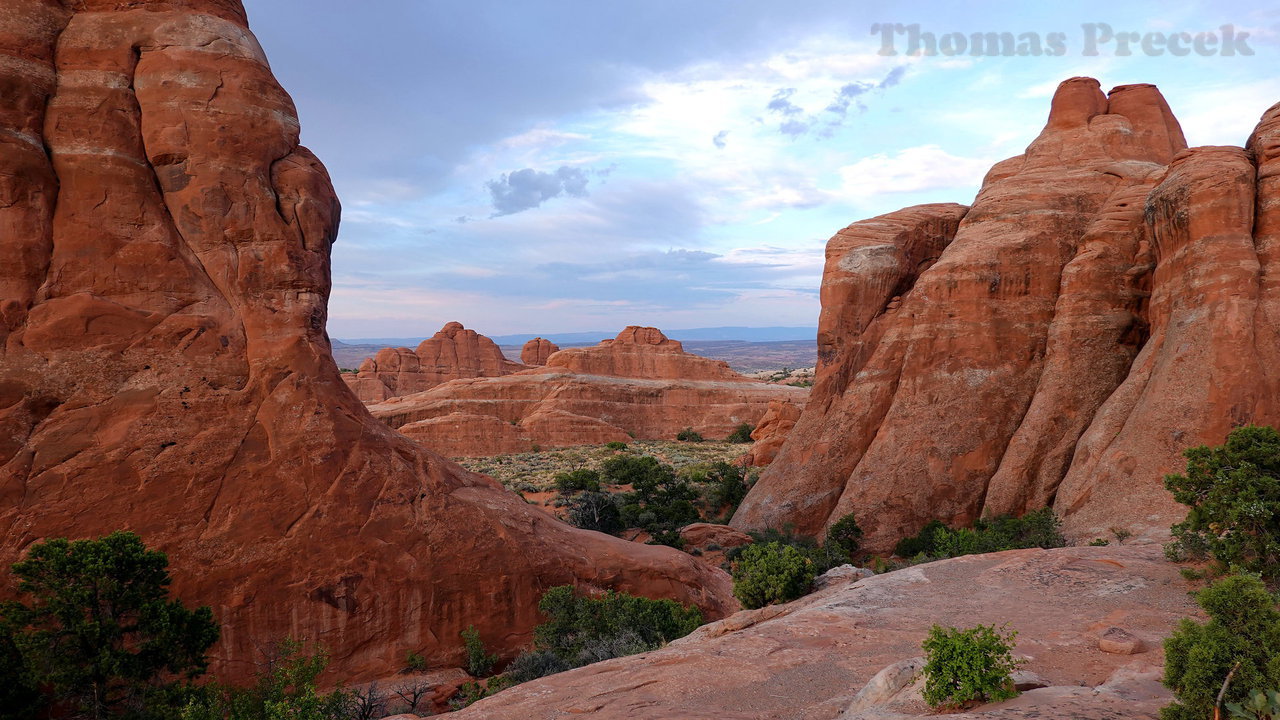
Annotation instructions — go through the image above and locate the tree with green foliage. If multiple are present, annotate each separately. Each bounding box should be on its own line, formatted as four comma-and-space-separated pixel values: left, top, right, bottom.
2, 531, 219, 720
604, 455, 701, 534
731, 541, 816, 609
675, 427, 704, 442
1161, 574, 1280, 720
533, 585, 702, 667
726, 423, 755, 443
0, 626, 41, 720
1165, 425, 1280, 577
180, 639, 351, 720
825, 513, 863, 560
461, 625, 497, 678
553, 469, 601, 494
705, 462, 752, 517
921, 624, 1021, 708
893, 509, 1065, 560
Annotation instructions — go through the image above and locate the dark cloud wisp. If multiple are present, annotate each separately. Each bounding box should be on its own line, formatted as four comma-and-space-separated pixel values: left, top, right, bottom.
487, 166, 590, 216
766, 64, 908, 139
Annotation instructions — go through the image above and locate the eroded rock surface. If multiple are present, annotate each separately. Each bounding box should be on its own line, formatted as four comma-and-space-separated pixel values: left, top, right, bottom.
520, 337, 559, 366
368, 327, 807, 457
736, 77, 1280, 549
372, 367, 806, 456
0, 0, 733, 682
342, 321, 525, 403
455, 545, 1196, 720
545, 326, 742, 381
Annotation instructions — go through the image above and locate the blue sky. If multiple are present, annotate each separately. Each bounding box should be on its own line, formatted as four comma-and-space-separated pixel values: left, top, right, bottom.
242, 1, 1278, 338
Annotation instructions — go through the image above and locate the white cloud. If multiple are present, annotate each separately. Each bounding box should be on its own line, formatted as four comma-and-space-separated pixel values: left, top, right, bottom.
837, 144, 995, 197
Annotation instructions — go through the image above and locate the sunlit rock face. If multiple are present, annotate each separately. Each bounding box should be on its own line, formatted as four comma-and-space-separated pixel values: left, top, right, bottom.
737, 78, 1280, 551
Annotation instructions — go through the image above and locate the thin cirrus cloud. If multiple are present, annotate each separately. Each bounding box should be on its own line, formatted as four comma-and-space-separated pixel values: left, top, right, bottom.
764, 64, 908, 139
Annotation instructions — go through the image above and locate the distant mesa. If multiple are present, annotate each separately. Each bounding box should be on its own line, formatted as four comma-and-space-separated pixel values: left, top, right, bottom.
520, 336, 559, 365
544, 326, 743, 381
365, 326, 807, 457
342, 321, 525, 403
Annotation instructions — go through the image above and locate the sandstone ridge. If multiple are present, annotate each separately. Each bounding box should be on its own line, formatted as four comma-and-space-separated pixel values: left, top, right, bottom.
368, 326, 807, 457
734, 76, 1280, 551
343, 321, 525, 403
455, 545, 1196, 720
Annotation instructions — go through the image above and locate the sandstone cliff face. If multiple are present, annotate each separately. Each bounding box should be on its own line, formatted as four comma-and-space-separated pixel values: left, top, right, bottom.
372, 366, 807, 457
342, 321, 525, 403
545, 326, 742, 380
741, 399, 802, 467
0, 0, 733, 681
734, 77, 1274, 550
520, 336, 559, 365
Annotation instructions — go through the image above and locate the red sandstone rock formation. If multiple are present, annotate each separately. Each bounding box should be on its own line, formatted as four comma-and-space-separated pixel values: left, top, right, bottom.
374, 365, 806, 457
520, 337, 559, 365
546, 326, 742, 380
342, 321, 524, 403
735, 77, 1280, 550
741, 399, 802, 466
0, 0, 733, 682
454, 545, 1196, 719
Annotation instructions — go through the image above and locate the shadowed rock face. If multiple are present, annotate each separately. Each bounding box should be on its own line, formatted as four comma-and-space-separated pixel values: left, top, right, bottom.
735, 77, 1280, 550
342, 321, 526, 403
0, 0, 734, 682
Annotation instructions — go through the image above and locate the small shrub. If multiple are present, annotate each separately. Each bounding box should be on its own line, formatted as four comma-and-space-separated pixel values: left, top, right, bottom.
604, 441, 628, 451
705, 462, 752, 517
1165, 425, 1280, 578
921, 624, 1022, 709
567, 492, 623, 535
461, 625, 497, 678
503, 649, 569, 684
1179, 567, 1205, 581
726, 423, 755, 443
825, 513, 864, 560
404, 649, 428, 672
676, 427, 704, 442
180, 639, 351, 720
731, 542, 815, 609
554, 468, 601, 494
893, 509, 1065, 560
1110, 527, 1133, 544
1228, 689, 1280, 719
895, 519, 949, 558
1089, 538, 1110, 546
1161, 574, 1280, 720
533, 586, 702, 667
646, 529, 685, 550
